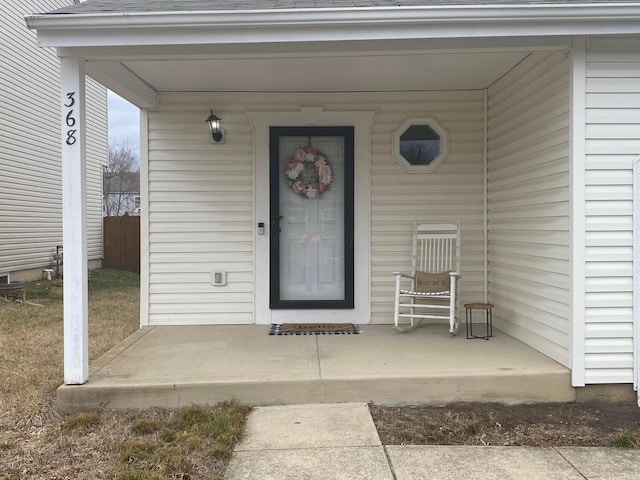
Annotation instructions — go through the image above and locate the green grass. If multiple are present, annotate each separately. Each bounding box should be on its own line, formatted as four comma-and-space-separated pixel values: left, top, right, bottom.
160, 429, 177, 443
465, 421, 481, 436
23, 278, 64, 300
88, 268, 140, 292
612, 429, 639, 448
117, 440, 159, 463
172, 403, 252, 458
111, 402, 251, 478
61, 411, 102, 432
130, 419, 162, 435
396, 430, 421, 443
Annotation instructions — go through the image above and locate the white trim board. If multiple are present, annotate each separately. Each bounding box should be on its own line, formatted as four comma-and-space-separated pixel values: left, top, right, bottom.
633, 155, 640, 406
247, 107, 376, 325
27, 4, 640, 47
139, 109, 150, 328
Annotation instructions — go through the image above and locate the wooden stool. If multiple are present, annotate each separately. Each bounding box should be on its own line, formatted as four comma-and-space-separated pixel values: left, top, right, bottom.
464, 302, 493, 340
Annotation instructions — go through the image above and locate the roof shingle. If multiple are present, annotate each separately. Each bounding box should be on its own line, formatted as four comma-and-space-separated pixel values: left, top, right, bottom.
47, 0, 640, 15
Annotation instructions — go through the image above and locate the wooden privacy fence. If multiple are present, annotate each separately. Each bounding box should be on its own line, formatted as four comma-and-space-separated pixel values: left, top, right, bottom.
103, 216, 140, 273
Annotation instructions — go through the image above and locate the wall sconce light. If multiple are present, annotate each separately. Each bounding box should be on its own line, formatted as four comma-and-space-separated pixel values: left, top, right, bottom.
205, 110, 224, 143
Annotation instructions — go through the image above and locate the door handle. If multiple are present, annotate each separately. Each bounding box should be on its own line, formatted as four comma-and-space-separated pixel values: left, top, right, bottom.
271, 216, 284, 234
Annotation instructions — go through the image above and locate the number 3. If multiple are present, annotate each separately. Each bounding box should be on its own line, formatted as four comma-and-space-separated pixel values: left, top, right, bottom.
64, 92, 75, 108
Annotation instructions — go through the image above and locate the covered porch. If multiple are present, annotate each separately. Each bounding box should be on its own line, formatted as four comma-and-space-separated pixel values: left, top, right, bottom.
24, 1, 640, 402
57, 325, 573, 412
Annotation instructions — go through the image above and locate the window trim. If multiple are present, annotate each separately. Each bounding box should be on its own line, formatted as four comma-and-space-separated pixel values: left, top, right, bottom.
392, 117, 449, 173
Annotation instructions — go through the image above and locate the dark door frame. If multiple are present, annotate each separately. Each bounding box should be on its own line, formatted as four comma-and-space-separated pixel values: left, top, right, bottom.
269, 126, 355, 309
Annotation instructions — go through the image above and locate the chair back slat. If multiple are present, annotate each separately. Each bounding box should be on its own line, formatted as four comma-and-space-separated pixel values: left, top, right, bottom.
412, 222, 460, 275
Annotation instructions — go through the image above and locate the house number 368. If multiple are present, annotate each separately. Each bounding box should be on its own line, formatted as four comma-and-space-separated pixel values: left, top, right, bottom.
64, 91, 77, 146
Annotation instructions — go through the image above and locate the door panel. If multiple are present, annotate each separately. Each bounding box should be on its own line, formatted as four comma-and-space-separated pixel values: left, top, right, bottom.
279, 135, 344, 301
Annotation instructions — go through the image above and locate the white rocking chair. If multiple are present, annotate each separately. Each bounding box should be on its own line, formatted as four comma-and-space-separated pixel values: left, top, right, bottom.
393, 222, 461, 334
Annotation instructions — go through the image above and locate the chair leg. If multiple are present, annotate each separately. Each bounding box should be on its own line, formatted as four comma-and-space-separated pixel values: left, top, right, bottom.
393, 275, 401, 328
448, 276, 458, 335
409, 296, 416, 327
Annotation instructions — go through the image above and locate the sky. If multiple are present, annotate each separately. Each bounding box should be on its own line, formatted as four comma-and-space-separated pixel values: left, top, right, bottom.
108, 90, 140, 153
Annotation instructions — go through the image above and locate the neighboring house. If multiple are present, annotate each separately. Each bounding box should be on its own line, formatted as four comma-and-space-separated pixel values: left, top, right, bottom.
0, 1, 107, 283
103, 171, 141, 216
26, 0, 640, 403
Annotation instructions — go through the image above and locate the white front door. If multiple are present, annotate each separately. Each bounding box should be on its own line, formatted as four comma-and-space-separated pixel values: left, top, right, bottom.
270, 127, 354, 311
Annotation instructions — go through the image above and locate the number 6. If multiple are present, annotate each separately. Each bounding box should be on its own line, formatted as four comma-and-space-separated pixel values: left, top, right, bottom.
66, 110, 75, 127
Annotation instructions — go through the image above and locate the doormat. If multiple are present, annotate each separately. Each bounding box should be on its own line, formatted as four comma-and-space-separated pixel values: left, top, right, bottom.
269, 323, 360, 335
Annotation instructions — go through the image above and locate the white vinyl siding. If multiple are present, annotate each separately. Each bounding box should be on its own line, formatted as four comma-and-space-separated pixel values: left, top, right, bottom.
583, 35, 640, 384
86, 79, 108, 260
148, 91, 485, 325
369, 91, 486, 324
147, 95, 254, 325
487, 52, 572, 366
0, 1, 107, 277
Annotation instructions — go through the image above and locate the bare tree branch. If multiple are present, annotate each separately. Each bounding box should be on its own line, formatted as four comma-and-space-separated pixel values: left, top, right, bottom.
103, 138, 140, 216
400, 140, 440, 166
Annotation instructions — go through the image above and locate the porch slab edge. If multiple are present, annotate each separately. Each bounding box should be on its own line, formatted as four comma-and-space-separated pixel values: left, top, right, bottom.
56, 372, 575, 413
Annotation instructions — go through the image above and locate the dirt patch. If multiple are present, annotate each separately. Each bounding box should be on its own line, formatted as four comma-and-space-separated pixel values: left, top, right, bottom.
370, 402, 640, 448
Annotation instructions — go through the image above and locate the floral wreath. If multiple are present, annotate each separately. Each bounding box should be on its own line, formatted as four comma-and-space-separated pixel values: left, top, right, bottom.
284, 146, 333, 199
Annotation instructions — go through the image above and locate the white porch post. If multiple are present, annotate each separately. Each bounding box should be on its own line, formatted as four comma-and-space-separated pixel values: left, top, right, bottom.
570, 36, 587, 388
60, 57, 89, 385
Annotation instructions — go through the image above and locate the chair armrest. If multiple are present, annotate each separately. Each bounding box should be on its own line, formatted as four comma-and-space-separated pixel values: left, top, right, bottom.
392, 272, 414, 279
449, 272, 461, 278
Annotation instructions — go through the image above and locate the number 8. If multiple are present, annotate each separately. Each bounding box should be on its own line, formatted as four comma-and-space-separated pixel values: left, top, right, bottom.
66, 130, 77, 145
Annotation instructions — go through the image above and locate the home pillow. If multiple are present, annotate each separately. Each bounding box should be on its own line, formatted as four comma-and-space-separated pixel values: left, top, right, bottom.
415, 271, 450, 293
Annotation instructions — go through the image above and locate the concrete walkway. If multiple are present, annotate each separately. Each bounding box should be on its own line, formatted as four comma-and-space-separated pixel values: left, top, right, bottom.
225, 402, 640, 480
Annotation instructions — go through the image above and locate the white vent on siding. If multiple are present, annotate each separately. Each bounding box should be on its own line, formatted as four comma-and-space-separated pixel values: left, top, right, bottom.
211, 271, 227, 286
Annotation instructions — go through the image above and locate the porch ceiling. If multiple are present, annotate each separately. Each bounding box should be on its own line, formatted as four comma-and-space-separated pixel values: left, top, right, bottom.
77, 36, 568, 106
116, 50, 530, 93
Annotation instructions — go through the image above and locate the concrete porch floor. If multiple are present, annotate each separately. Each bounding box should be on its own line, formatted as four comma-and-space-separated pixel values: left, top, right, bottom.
57, 324, 575, 412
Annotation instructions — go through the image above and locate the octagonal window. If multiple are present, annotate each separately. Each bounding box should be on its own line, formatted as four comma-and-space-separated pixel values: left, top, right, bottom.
393, 118, 449, 173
